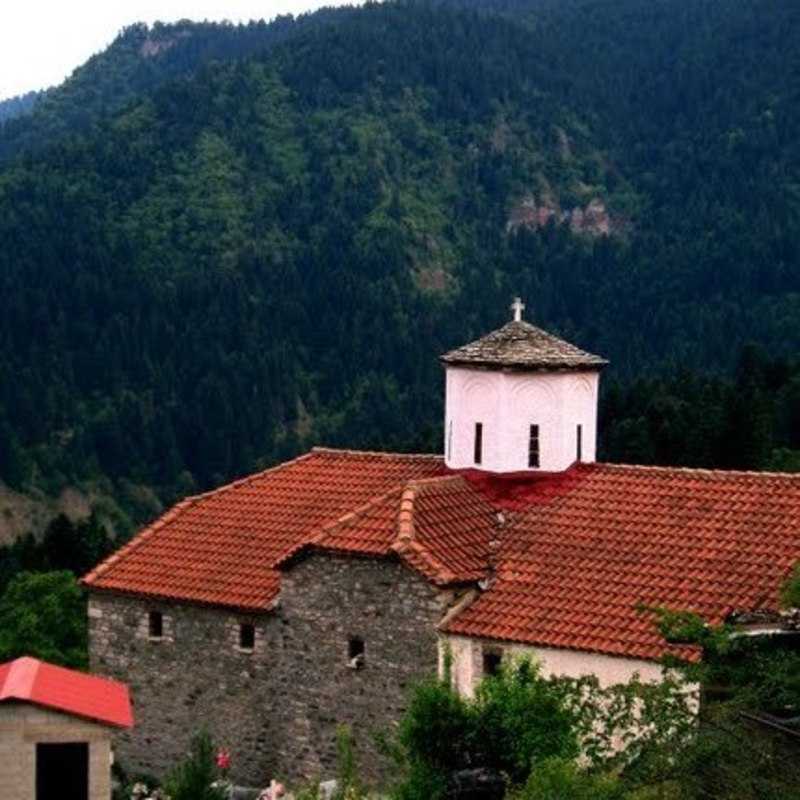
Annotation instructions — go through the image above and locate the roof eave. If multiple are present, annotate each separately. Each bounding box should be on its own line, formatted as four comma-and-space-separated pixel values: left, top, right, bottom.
440, 357, 609, 372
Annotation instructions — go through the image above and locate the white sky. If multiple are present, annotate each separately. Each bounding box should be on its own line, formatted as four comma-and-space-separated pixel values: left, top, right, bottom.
0, 1, 360, 101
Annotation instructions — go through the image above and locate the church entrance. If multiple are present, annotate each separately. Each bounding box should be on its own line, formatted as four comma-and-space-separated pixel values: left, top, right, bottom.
36, 742, 89, 800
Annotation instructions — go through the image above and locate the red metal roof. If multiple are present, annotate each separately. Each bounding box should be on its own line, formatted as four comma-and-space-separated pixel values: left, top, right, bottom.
0, 657, 133, 728
83, 450, 800, 662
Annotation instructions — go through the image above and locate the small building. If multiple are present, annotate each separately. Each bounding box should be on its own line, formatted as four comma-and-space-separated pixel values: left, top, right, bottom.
0, 656, 133, 800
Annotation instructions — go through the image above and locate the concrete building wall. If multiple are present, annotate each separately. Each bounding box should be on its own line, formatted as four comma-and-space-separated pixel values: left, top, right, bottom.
444, 367, 600, 473
442, 634, 663, 697
0, 702, 112, 800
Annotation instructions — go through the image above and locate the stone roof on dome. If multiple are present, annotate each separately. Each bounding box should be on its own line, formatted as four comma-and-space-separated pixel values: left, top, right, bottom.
440, 320, 608, 371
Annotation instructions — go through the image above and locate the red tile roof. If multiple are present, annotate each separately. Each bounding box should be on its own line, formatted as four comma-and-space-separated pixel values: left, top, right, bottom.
83, 449, 445, 610
0, 657, 133, 728
445, 463, 800, 660
84, 450, 800, 662
278, 475, 495, 585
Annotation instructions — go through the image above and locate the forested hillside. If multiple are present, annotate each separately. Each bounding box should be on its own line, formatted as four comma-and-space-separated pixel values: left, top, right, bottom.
1, 0, 800, 533
0, 11, 343, 163
0, 91, 40, 124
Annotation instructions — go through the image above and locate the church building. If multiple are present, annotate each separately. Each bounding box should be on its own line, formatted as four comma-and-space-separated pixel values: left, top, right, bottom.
83, 301, 800, 786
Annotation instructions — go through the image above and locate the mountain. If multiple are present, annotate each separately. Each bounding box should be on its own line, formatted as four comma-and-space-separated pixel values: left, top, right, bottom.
0, 11, 345, 163
0, 91, 41, 125
1, 0, 800, 532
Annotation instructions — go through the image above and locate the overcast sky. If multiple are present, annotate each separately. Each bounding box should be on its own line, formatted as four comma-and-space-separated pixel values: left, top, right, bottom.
0, 1, 360, 101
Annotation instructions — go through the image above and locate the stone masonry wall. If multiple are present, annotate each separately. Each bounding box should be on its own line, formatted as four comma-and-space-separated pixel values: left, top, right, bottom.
88, 593, 277, 786
89, 553, 453, 788
273, 553, 454, 784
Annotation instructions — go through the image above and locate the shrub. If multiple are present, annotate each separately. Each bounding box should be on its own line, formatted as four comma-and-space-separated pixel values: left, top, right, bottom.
472, 659, 579, 784
510, 757, 625, 800
391, 657, 581, 797
163, 729, 227, 800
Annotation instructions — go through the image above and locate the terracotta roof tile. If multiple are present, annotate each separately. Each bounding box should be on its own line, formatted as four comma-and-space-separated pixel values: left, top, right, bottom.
444, 463, 800, 660
279, 476, 495, 586
83, 449, 445, 610
440, 320, 607, 371
84, 450, 800, 663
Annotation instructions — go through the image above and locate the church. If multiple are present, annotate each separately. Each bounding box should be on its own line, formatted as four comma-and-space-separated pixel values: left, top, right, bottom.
83, 301, 800, 786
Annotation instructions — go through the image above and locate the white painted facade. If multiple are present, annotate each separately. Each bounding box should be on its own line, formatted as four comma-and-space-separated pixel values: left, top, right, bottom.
441, 634, 664, 698
444, 366, 600, 473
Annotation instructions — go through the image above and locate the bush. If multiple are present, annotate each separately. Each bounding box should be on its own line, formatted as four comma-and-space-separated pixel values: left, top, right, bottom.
163, 729, 227, 800
510, 758, 625, 800
473, 660, 579, 784
391, 657, 581, 798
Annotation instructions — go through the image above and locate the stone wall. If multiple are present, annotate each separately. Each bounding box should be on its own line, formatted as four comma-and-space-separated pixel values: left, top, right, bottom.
88, 593, 277, 785
273, 552, 454, 782
89, 552, 452, 787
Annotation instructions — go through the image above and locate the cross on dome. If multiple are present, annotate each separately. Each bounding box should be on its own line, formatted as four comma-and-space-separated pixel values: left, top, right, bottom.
510, 296, 525, 322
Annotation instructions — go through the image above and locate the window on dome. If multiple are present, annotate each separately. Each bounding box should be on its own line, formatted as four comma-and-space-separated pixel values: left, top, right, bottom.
528, 425, 540, 468
577, 424, 583, 462
239, 623, 255, 651
148, 610, 163, 640
474, 422, 483, 465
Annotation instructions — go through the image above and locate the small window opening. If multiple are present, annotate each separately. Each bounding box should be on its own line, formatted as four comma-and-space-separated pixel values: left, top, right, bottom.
576, 424, 583, 462
528, 424, 540, 468
348, 637, 365, 669
483, 649, 503, 677
148, 610, 163, 639
447, 420, 453, 460
239, 623, 255, 651
474, 422, 483, 465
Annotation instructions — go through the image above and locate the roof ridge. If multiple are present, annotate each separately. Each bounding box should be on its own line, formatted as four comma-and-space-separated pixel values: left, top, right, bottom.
406, 474, 464, 491
311, 446, 443, 461
391, 482, 460, 584
82, 450, 321, 587
186, 450, 320, 502
274, 487, 405, 568
318, 487, 403, 540
595, 461, 800, 480
2, 657, 39, 701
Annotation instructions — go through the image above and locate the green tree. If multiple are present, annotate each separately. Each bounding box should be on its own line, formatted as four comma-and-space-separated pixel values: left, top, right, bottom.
0, 571, 87, 668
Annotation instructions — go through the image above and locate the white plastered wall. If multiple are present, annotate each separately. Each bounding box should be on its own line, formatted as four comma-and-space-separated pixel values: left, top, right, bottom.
444, 367, 600, 473
441, 634, 664, 698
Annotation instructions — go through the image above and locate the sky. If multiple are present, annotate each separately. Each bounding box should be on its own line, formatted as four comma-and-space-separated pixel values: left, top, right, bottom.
0, 1, 359, 101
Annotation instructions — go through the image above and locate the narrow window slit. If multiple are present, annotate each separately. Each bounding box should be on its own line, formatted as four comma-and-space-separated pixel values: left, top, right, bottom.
148, 610, 163, 639
528, 424, 540, 468
474, 422, 483, 465
239, 623, 255, 651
